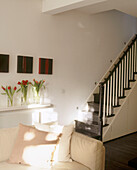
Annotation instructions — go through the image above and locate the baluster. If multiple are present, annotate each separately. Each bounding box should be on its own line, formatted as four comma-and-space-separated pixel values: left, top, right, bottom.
115, 66, 119, 106
125, 52, 127, 89
111, 72, 114, 107
135, 39, 137, 72
132, 43, 135, 79
113, 70, 116, 106
128, 48, 130, 88
106, 80, 109, 116
112, 71, 115, 106
103, 83, 106, 126
120, 60, 122, 97
117, 64, 120, 100
130, 46, 132, 80
109, 75, 113, 116
134, 40, 136, 73
105, 80, 108, 118
122, 58, 125, 96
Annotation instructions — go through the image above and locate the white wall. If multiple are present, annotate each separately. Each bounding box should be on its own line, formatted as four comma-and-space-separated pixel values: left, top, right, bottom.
0, 0, 136, 125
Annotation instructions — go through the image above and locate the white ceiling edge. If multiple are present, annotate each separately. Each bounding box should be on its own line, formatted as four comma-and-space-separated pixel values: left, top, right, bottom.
42, 0, 107, 15
42, 0, 137, 18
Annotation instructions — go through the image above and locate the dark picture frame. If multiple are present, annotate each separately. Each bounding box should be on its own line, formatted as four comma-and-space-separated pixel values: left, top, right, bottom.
39, 58, 53, 74
0, 54, 9, 73
17, 55, 33, 74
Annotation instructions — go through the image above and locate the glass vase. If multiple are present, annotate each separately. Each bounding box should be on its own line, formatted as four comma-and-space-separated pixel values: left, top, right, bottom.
33, 87, 40, 104
7, 96, 13, 107
21, 87, 28, 105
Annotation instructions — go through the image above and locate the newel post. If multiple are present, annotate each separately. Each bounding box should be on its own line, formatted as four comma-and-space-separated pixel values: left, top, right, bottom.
99, 82, 104, 141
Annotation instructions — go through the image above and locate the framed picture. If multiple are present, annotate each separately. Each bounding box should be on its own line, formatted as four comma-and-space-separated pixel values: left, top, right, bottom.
0, 54, 9, 73
39, 58, 53, 74
17, 55, 33, 73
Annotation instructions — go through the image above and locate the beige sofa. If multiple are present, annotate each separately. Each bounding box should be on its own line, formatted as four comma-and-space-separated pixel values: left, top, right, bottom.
0, 126, 105, 170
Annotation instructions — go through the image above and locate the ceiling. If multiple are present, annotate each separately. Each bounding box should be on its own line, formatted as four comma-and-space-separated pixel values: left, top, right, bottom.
42, 0, 137, 18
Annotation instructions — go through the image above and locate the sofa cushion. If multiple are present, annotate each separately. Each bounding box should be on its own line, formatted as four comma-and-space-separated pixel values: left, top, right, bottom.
52, 161, 90, 170
35, 122, 74, 162
0, 127, 18, 162
71, 132, 104, 170
9, 124, 61, 168
58, 124, 74, 162
0, 162, 47, 170
0, 161, 89, 170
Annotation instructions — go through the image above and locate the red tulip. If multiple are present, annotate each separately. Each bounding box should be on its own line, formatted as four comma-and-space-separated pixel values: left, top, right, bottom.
43, 80, 45, 82
17, 82, 21, 85
35, 81, 38, 84
8, 86, 11, 90
14, 87, 17, 91
22, 80, 26, 85
26, 80, 28, 83
1, 86, 5, 91
33, 79, 35, 82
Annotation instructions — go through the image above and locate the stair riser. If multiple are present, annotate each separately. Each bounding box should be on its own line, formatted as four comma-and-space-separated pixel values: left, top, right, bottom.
75, 120, 100, 135
88, 102, 99, 112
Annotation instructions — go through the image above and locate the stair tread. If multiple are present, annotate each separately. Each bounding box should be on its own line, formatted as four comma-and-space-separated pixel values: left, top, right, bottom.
103, 124, 109, 127
124, 87, 131, 90
107, 114, 115, 118
113, 105, 121, 108
88, 101, 99, 104
129, 79, 136, 82
118, 96, 126, 99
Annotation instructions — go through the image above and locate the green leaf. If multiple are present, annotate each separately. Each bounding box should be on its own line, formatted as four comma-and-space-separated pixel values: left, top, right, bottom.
1, 93, 6, 95
16, 88, 21, 93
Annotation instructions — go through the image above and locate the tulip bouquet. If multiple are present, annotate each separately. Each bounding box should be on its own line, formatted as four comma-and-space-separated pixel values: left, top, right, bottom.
30, 79, 46, 103
1, 86, 17, 106
17, 80, 30, 103
31, 79, 45, 95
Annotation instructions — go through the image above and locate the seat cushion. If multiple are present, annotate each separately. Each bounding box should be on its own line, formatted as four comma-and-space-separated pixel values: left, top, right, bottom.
52, 161, 90, 170
0, 162, 48, 170
0, 127, 18, 162
0, 161, 89, 170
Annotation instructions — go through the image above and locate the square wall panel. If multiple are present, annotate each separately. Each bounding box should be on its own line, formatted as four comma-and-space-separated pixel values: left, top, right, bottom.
17, 55, 33, 74
39, 58, 53, 74
0, 54, 9, 73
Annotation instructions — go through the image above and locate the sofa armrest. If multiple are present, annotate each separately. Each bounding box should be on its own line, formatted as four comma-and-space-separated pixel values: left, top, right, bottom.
0, 127, 18, 162
70, 132, 105, 170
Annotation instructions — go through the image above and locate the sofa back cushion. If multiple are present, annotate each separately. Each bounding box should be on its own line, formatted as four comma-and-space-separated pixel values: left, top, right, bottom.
9, 124, 61, 168
0, 127, 18, 162
70, 132, 104, 170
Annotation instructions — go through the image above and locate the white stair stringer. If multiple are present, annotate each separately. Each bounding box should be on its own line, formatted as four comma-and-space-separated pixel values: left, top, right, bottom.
103, 75, 137, 142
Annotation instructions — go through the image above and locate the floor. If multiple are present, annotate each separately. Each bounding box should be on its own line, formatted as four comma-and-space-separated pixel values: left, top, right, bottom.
104, 132, 137, 170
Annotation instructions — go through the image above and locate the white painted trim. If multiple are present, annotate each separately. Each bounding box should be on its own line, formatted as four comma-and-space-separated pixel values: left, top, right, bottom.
0, 104, 52, 114
42, 0, 107, 14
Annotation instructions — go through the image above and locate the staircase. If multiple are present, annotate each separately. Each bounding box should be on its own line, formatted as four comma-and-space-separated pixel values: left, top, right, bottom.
75, 34, 137, 141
